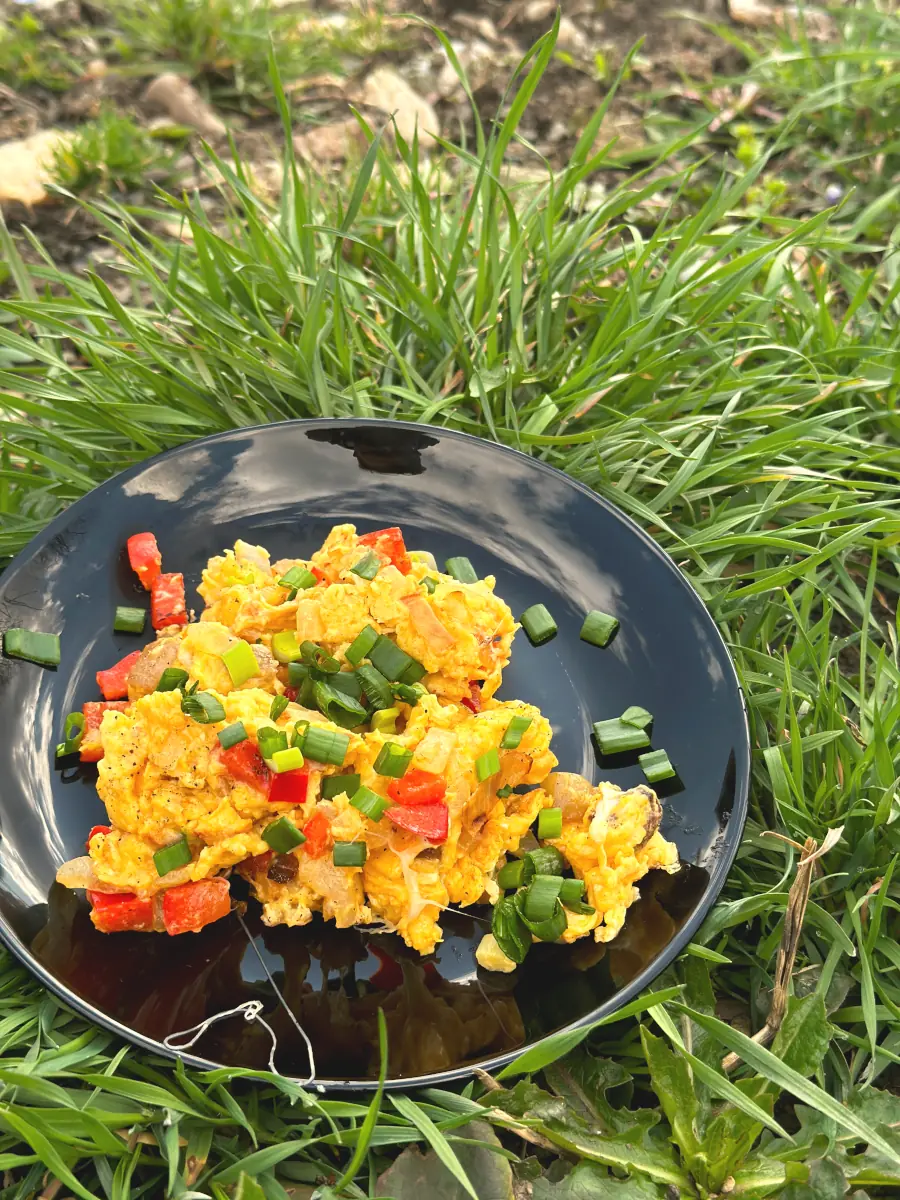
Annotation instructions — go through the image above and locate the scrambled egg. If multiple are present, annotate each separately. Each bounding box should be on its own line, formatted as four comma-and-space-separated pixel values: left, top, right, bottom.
200, 526, 516, 703
58, 523, 682, 964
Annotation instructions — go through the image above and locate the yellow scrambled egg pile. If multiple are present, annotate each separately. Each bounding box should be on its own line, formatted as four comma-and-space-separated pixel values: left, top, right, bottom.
64, 524, 680, 966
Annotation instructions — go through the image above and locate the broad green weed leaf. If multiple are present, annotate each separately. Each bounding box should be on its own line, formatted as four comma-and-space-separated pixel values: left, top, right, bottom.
376, 1120, 513, 1200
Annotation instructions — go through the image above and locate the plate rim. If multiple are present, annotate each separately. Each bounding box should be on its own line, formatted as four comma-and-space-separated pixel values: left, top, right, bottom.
0, 417, 751, 1090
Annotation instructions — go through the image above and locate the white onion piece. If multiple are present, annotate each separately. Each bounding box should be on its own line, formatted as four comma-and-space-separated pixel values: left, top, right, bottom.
56, 857, 103, 891
401, 593, 455, 652
543, 771, 594, 822
413, 728, 456, 775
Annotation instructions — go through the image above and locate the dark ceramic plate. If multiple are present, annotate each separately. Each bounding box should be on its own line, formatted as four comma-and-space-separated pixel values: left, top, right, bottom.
0, 420, 749, 1089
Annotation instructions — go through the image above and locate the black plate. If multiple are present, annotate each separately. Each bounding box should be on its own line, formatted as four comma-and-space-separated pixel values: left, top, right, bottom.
0, 420, 749, 1089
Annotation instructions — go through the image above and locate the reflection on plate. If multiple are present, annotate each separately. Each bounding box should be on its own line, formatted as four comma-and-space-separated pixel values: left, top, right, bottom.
32, 865, 708, 1082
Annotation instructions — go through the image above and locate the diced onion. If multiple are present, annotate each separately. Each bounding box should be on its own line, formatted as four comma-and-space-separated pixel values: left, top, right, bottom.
401, 594, 455, 652
412, 728, 456, 775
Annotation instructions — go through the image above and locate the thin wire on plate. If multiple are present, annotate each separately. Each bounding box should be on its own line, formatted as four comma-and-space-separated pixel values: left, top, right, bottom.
163, 911, 317, 1084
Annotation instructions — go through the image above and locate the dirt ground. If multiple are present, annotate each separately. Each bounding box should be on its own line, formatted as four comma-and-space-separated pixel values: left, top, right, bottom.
0, 0, 741, 281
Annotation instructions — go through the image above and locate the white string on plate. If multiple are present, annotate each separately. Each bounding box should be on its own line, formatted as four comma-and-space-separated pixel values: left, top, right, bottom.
162, 912, 317, 1085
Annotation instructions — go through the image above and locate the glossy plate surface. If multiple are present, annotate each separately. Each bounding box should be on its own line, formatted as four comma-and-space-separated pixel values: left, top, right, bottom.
0, 420, 749, 1089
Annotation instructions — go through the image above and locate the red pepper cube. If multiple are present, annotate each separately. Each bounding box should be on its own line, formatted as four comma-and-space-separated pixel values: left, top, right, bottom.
460, 681, 483, 714
386, 802, 448, 844
387, 769, 447, 807
151, 572, 188, 630
80, 701, 130, 762
96, 649, 142, 700
220, 740, 271, 793
87, 890, 155, 933
127, 532, 162, 590
302, 811, 331, 858
162, 878, 231, 936
268, 769, 309, 806
86, 824, 111, 851
358, 527, 412, 575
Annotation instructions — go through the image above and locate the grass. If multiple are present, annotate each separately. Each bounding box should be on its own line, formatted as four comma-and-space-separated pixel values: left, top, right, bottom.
0, 10, 85, 91
48, 110, 180, 194
0, 6, 899, 1198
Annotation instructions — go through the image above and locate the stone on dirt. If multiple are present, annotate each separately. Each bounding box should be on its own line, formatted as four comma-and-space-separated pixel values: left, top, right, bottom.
361, 67, 438, 145
142, 74, 227, 140
0, 129, 73, 208
293, 117, 367, 167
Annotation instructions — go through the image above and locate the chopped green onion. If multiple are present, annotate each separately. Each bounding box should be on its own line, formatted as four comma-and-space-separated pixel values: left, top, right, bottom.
321, 773, 360, 800
371, 707, 400, 735
156, 667, 189, 692
181, 691, 226, 724
333, 841, 366, 867
298, 676, 317, 708
490, 895, 530, 964
409, 550, 437, 570
350, 786, 390, 821
278, 566, 318, 597
314, 681, 368, 729
422, 577, 438, 594
639, 748, 676, 783
621, 705, 653, 730
537, 808, 563, 840
373, 742, 413, 779
500, 715, 532, 750
291, 719, 310, 749
367, 635, 425, 684
271, 631, 303, 664
263, 816, 306, 853
300, 641, 340, 674
525, 846, 566, 876
524, 874, 564, 922
55, 711, 85, 758
475, 748, 500, 782
355, 663, 393, 710
257, 727, 288, 760
496, 784, 514, 799
350, 551, 381, 580
326, 671, 365, 702
221, 641, 259, 687
114, 606, 146, 634
301, 726, 350, 767
514, 890, 568, 942
580, 610, 619, 648
592, 718, 650, 755
3, 628, 61, 667
345, 624, 379, 666
270, 694, 289, 722
154, 835, 192, 877
497, 857, 534, 891
445, 557, 478, 584
520, 604, 557, 646
271, 746, 304, 774
391, 682, 427, 705
217, 721, 248, 749
559, 878, 595, 915
287, 661, 310, 688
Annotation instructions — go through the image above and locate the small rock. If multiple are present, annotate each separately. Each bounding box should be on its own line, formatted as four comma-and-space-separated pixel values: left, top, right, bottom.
453, 13, 501, 42
522, 0, 556, 21
434, 38, 497, 99
556, 16, 589, 56
361, 67, 438, 145
0, 128, 73, 208
83, 58, 108, 80
293, 117, 367, 167
728, 0, 834, 36
143, 73, 227, 140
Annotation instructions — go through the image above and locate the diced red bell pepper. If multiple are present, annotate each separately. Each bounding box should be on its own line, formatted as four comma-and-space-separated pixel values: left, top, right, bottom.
151, 572, 187, 630
127, 532, 162, 591
87, 890, 155, 934
387, 802, 448, 844
162, 878, 231, 936
311, 566, 327, 585
268, 769, 309, 806
302, 811, 331, 858
368, 945, 403, 990
80, 701, 130, 762
220, 741, 271, 793
460, 681, 483, 714
358, 527, 412, 575
86, 824, 111, 851
96, 650, 142, 701
388, 768, 447, 807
